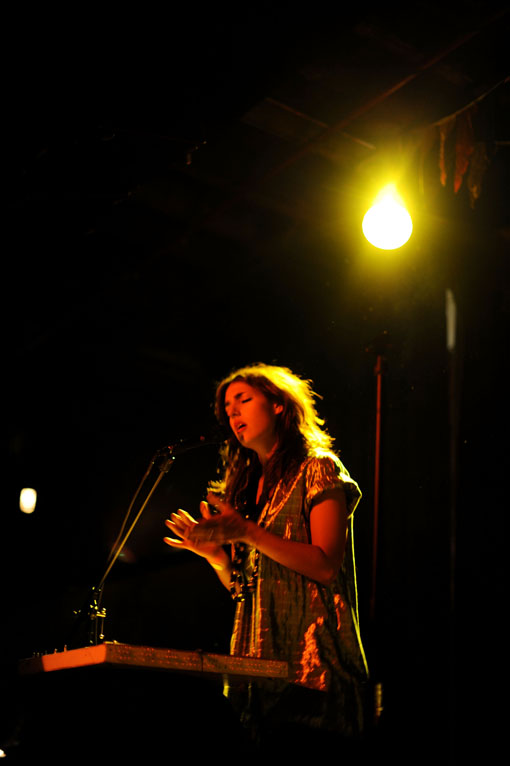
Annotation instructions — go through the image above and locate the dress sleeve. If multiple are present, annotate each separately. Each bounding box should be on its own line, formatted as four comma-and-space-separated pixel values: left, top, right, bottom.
305, 456, 362, 519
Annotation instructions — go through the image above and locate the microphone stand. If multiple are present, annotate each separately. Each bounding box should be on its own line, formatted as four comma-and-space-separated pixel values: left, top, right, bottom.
68, 428, 228, 648
69, 449, 175, 648
365, 331, 390, 731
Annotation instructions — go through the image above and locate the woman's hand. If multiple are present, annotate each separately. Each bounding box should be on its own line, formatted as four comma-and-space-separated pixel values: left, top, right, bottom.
164, 502, 224, 562
185, 492, 249, 545
164, 496, 235, 582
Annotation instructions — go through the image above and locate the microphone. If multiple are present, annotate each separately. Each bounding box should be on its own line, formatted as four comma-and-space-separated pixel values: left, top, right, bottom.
157, 425, 230, 456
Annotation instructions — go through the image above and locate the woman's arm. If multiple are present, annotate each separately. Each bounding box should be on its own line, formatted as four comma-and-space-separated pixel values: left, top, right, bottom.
245, 490, 348, 586
189, 489, 349, 587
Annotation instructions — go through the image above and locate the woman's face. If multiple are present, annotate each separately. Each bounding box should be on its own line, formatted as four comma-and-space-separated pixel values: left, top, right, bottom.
224, 380, 282, 460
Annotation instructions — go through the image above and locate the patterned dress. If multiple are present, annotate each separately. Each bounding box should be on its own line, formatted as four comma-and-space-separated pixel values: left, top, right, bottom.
227, 454, 369, 739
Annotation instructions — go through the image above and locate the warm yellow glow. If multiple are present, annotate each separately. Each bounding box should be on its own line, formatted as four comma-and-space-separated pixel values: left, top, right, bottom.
362, 185, 413, 250
20, 487, 37, 514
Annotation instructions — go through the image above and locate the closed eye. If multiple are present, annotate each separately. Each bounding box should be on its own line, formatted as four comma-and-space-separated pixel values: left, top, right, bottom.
225, 394, 252, 417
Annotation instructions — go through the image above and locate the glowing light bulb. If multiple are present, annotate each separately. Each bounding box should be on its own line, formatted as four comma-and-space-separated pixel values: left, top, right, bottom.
20, 488, 37, 514
362, 185, 413, 249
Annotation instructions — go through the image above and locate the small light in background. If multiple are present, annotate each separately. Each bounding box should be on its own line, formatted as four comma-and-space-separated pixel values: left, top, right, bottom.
20, 487, 37, 514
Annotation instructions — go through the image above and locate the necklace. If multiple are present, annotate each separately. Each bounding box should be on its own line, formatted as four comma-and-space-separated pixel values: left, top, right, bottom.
229, 476, 268, 602
229, 510, 262, 602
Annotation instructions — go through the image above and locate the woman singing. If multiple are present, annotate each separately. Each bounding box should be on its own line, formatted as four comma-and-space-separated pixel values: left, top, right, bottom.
164, 363, 369, 753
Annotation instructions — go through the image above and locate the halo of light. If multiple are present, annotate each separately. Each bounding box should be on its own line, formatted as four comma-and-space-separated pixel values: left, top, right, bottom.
362, 186, 413, 250
20, 487, 37, 514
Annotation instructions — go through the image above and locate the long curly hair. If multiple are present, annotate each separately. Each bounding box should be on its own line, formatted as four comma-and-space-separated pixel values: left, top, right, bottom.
209, 363, 338, 512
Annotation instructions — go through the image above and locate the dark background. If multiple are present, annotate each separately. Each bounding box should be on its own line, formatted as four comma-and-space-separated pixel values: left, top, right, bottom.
2, 4, 508, 762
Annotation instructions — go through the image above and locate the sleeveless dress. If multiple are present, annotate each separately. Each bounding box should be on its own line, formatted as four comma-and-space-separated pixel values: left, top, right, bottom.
226, 454, 369, 739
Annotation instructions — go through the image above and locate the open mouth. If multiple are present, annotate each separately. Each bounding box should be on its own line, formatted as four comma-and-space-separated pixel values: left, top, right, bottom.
236, 423, 247, 434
